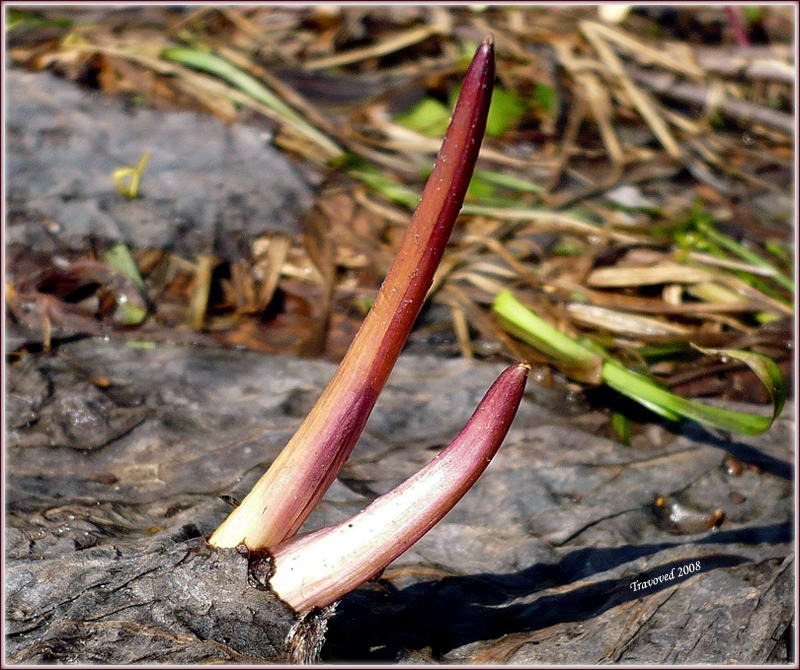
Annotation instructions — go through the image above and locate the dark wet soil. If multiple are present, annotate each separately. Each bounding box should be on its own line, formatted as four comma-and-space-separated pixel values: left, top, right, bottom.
6, 340, 794, 664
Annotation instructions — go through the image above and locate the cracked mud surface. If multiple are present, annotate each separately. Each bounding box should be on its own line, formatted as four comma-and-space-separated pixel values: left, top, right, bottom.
6, 340, 794, 664
6, 532, 296, 664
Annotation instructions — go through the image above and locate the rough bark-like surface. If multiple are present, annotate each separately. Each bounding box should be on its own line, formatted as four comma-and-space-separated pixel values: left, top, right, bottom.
6, 533, 296, 664
6, 69, 313, 256
5, 340, 794, 664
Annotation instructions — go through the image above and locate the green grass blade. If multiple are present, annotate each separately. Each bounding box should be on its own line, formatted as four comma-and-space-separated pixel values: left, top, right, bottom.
602, 360, 777, 435
611, 411, 631, 445
7, 10, 72, 30
348, 169, 420, 209
493, 291, 602, 382
484, 86, 527, 137
533, 82, 557, 115
495, 290, 786, 435
104, 243, 145, 291
161, 47, 341, 158
698, 222, 794, 291
162, 47, 296, 118
395, 97, 451, 137
103, 243, 147, 325
601, 363, 682, 421
114, 302, 148, 326
473, 169, 542, 194
692, 345, 787, 419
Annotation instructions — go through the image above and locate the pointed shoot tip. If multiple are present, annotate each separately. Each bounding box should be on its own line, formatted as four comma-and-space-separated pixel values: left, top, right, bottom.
209, 33, 498, 554
269, 363, 528, 613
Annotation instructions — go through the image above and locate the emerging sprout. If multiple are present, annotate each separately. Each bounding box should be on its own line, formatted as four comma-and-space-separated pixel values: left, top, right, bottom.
210, 37, 527, 613
270, 363, 529, 613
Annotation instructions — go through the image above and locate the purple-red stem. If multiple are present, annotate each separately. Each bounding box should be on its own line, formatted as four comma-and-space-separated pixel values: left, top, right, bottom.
209, 38, 495, 551
269, 363, 529, 612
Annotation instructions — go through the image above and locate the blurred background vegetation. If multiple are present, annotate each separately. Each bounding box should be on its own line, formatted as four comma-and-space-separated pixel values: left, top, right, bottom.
6, 4, 795, 436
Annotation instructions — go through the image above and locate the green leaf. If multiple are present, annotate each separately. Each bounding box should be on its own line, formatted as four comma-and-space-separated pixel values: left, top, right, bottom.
404, 80, 526, 141
402, 84, 528, 140
691, 345, 786, 419
112, 150, 150, 200
755, 311, 783, 325
602, 359, 780, 435
764, 240, 792, 264
457, 40, 480, 69
466, 174, 496, 199
126, 340, 157, 350
161, 47, 341, 158
163, 47, 295, 117
115, 302, 148, 326
348, 168, 419, 209
743, 6, 765, 23
7, 10, 72, 30
103, 243, 147, 325
485, 87, 527, 137
395, 97, 451, 137
495, 290, 787, 435
493, 290, 603, 383
611, 412, 631, 445
473, 169, 541, 194
104, 243, 145, 291
697, 221, 794, 292
533, 82, 556, 115
551, 240, 587, 256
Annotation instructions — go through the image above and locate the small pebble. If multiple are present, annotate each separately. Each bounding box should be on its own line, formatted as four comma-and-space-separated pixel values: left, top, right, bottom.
722, 454, 744, 476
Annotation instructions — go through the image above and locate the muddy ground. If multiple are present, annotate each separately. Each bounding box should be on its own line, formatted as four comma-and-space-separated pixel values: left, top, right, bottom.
6, 340, 794, 663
